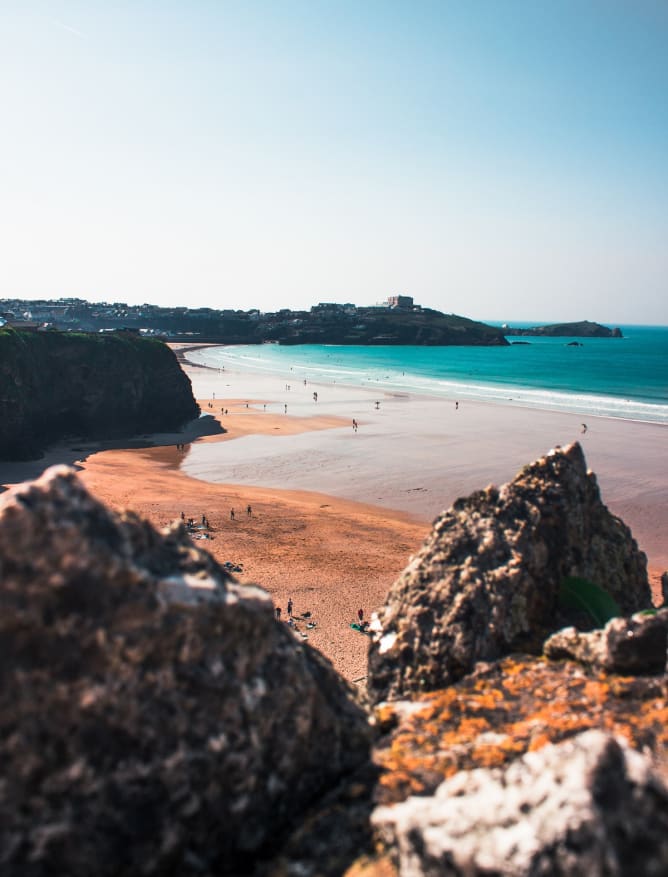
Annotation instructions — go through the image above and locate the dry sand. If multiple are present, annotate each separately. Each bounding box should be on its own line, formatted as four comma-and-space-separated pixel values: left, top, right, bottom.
2, 343, 666, 681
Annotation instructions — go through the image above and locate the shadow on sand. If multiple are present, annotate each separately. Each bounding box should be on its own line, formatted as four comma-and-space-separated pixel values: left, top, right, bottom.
0, 414, 224, 492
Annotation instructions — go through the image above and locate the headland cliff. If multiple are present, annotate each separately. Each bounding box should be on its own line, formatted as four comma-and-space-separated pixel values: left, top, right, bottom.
0, 328, 199, 460
1, 297, 510, 346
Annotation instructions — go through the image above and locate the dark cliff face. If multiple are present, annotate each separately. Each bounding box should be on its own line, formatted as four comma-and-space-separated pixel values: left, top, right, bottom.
0, 329, 199, 460
265, 308, 510, 346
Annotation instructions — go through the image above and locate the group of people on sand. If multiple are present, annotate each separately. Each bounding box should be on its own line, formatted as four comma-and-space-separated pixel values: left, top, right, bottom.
180, 505, 254, 527
274, 601, 367, 636
275, 600, 319, 638
275, 597, 294, 622
180, 511, 210, 529
229, 504, 253, 521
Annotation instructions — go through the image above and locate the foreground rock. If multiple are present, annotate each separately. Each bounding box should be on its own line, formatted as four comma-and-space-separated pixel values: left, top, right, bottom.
373, 729, 668, 876
368, 442, 650, 702
0, 467, 371, 876
545, 609, 668, 674
371, 656, 668, 808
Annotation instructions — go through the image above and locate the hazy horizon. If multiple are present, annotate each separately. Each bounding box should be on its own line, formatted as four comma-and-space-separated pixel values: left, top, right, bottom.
2, 2, 667, 325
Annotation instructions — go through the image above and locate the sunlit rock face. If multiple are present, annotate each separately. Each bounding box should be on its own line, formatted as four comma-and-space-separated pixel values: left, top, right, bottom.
368, 442, 650, 703
373, 729, 668, 877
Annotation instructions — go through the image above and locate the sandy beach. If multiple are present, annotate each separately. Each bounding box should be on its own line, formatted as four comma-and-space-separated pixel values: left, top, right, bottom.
2, 343, 666, 681
177, 345, 667, 567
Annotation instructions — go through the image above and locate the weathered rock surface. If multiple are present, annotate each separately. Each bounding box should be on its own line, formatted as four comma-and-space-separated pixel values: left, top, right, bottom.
545, 609, 668, 674
371, 656, 668, 808
372, 729, 668, 876
368, 442, 650, 702
0, 467, 371, 876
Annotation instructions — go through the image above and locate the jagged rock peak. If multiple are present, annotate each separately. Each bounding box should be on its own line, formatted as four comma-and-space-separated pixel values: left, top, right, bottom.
368, 442, 650, 703
373, 729, 668, 876
0, 466, 371, 875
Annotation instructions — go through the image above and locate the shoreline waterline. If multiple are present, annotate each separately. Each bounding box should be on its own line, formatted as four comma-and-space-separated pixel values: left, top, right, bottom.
185, 328, 668, 425
179, 344, 668, 575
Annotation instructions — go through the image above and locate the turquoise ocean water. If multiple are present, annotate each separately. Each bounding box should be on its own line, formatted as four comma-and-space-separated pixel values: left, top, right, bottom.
191, 325, 668, 425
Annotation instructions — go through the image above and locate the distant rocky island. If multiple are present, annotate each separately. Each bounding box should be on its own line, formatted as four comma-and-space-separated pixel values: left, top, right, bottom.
505, 319, 623, 338
1, 295, 508, 346
0, 327, 199, 460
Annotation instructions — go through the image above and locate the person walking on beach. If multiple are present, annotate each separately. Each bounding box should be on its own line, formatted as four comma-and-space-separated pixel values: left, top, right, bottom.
287, 597, 293, 617
581, 423, 588, 434
352, 418, 358, 432
246, 504, 252, 517
275, 606, 282, 621
284, 403, 288, 413
230, 508, 235, 521
357, 608, 364, 623
455, 401, 459, 410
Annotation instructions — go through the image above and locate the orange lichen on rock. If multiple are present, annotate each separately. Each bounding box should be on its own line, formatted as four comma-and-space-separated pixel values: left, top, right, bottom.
373, 655, 668, 804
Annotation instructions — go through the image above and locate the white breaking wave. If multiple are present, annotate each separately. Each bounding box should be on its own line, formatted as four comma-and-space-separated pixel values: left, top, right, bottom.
187, 346, 668, 425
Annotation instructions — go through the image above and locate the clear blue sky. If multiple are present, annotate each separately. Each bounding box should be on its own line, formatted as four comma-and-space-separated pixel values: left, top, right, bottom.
1, 1, 667, 323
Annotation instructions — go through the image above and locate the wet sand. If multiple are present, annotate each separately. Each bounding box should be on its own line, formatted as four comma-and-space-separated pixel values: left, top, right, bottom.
180, 347, 668, 574
77, 436, 426, 683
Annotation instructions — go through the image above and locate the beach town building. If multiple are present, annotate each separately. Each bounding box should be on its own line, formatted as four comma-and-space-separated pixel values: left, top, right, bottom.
386, 295, 414, 309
